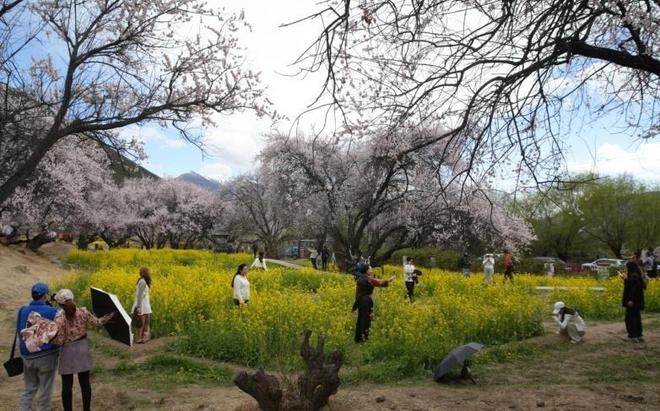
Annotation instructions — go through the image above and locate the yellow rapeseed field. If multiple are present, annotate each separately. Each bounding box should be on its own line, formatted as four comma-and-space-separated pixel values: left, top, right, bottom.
58, 249, 659, 380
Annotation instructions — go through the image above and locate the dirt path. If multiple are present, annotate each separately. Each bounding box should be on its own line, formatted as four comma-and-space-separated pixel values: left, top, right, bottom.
1, 245, 659, 411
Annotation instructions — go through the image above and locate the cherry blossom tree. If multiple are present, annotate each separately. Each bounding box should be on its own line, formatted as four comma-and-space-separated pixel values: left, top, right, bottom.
260, 131, 532, 268
115, 177, 223, 249
292, 0, 659, 186
223, 172, 297, 257
0, 0, 270, 205
0, 136, 114, 250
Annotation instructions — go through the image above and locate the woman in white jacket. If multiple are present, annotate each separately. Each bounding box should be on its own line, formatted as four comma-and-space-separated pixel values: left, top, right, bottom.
482, 253, 495, 284
552, 301, 586, 343
231, 264, 251, 306
131, 267, 152, 344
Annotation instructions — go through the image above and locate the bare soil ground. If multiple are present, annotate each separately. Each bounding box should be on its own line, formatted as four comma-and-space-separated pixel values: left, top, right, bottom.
1, 244, 659, 411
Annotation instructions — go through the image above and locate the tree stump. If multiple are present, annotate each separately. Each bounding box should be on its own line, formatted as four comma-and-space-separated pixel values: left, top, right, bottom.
234, 329, 343, 411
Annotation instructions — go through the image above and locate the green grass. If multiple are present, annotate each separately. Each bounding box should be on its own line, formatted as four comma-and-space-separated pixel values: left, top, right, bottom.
100, 354, 234, 390
584, 350, 660, 383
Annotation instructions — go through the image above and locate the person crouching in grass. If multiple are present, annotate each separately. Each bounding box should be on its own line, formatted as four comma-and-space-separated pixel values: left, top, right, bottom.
552, 301, 586, 343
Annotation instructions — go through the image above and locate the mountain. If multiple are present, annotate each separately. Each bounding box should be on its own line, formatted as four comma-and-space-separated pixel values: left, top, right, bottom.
177, 171, 221, 192
99, 143, 160, 182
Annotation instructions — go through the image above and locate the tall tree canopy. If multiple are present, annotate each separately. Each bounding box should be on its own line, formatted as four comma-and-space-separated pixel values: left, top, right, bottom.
295, 0, 659, 185
0, 0, 269, 204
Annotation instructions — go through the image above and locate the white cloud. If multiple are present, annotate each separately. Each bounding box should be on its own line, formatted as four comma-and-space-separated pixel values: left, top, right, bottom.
199, 162, 233, 181
567, 142, 660, 182
118, 124, 186, 148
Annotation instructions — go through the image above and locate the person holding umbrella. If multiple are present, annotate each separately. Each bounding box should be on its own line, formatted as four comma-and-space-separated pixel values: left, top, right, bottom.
353, 264, 394, 342
131, 267, 152, 344
53, 289, 114, 411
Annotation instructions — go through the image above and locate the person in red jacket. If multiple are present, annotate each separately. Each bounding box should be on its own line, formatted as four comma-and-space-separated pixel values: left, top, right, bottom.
353, 265, 394, 342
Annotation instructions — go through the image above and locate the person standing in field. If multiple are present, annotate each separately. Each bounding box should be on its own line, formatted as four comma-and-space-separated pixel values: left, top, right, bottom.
642, 248, 656, 279
353, 265, 394, 342
251, 251, 268, 271
53, 289, 114, 411
231, 264, 251, 306
252, 242, 258, 259
309, 248, 318, 269
131, 267, 152, 344
622, 260, 647, 343
403, 257, 417, 302
459, 252, 470, 277
321, 246, 330, 270
16, 282, 60, 411
502, 250, 514, 283
482, 253, 495, 284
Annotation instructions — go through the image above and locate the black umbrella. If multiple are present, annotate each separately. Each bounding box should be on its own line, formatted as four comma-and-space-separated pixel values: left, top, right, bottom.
433, 342, 483, 382
90, 287, 133, 346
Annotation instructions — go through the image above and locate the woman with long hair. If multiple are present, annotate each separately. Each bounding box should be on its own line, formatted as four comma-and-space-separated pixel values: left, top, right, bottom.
231, 263, 250, 306
53, 289, 114, 411
131, 267, 152, 344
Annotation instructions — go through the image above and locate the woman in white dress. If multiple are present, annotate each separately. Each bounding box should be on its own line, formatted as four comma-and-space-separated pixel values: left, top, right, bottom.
131, 267, 152, 343
231, 264, 250, 306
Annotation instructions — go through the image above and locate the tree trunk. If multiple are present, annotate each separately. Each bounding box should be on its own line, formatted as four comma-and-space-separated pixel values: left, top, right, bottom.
27, 231, 55, 251
234, 329, 343, 411
77, 234, 94, 250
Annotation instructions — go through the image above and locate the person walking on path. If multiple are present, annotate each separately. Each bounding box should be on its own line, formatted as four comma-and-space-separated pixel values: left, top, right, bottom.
552, 301, 586, 343
53, 289, 114, 411
353, 265, 394, 342
131, 267, 152, 344
250, 251, 268, 271
16, 282, 60, 411
459, 253, 470, 277
403, 257, 417, 302
482, 253, 495, 285
502, 250, 514, 283
622, 260, 647, 343
231, 264, 251, 306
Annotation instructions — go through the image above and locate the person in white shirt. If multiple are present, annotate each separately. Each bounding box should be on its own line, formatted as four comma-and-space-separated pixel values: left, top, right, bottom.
482, 253, 495, 284
544, 262, 555, 277
403, 257, 417, 302
552, 301, 586, 343
231, 264, 250, 306
309, 248, 319, 269
251, 252, 267, 271
131, 267, 152, 343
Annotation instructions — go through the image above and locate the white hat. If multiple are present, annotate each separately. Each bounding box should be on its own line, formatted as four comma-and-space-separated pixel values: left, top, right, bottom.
552, 301, 565, 315
54, 289, 74, 304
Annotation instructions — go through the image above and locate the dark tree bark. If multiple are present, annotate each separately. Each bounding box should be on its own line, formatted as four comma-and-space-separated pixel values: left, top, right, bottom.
234, 329, 343, 411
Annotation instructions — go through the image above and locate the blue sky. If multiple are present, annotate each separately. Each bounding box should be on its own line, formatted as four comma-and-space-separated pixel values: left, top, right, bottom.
129, 1, 659, 188
17, 0, 658, 187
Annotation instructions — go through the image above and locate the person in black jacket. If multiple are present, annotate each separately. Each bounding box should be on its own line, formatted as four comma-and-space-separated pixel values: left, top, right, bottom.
352, 265, 394, 342
622, 260, 647, 343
